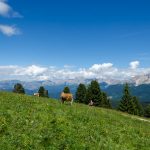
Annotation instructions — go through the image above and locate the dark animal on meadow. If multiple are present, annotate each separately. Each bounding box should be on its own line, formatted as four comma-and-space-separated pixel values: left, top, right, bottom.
60, 92, 73, 105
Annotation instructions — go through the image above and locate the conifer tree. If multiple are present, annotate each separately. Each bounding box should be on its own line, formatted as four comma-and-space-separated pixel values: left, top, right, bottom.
101, 92, 111, 108
38, 86, 49, 98
63, 86, 70, 93
13, 83, 25, 94
118, 83, 131, 112
145, 104, 150, 117
127, 98, 136, 115
86, 84, 93, 104
38, 86, 45, 97
86, 80, 101, 106
75, 83, 87, 103
118, 83, 143, 116
132, 96, 143, 116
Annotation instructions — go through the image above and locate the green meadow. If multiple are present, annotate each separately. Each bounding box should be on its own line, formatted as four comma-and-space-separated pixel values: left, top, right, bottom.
0, 92, 150, 150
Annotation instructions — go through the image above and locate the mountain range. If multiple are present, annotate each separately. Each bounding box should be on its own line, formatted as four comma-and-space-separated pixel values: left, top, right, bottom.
0, 74, 150, 107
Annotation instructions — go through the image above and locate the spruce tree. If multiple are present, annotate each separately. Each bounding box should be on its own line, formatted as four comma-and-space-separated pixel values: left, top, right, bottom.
127, 98, 136, 115
86, 80, 101, 106
38, 86, 45, 97
63, 86, 70, 93
101, 92, 111, 108
75, 83, 87, 103
118, 83, 143, 116
145, 104, 150, 117
118, 83, 132, 112
86, 84, 93, 104
13, 83, 25, 94
132, 96, 143, 116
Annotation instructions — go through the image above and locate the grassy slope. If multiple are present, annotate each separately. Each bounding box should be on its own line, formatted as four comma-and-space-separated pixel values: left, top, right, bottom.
0, 92, 150, 150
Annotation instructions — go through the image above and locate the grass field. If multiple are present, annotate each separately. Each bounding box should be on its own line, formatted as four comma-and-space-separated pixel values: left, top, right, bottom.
0, 92, 150, 150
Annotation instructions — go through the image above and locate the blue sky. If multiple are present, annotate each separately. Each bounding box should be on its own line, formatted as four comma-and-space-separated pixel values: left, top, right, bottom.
0, 0, 150, 81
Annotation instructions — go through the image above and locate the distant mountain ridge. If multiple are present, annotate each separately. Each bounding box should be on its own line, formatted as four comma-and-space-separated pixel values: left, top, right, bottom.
0, 78, 150, 106
1, 73, 150, 89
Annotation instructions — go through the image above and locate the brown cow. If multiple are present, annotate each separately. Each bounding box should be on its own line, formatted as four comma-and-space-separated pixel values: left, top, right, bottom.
60, 92, 73, 105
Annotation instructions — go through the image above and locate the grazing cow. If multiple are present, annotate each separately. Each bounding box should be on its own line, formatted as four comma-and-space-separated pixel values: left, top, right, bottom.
60, 92, 73, 105
34, 93, 39, 97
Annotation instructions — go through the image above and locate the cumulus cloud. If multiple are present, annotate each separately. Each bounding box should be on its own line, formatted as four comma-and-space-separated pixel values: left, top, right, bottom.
0, 24, 20, 36
0, 0, 22, 18
14, 65, 48, 76
0, 1, 22, 36
130, 61, 140, 69
0, 61, 150, 83
89, 63, 113, 72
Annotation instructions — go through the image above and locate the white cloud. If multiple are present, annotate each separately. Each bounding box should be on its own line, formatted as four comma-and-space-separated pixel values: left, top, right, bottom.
14, 65, 48, 76
0, 24, 20, 36
0, 1, 22, 36
0, 0, 10, 17
0, 61, 150, 83
90, 63, 113, 70
130, 61, 140, 69
24, 65, 47, 76
0, 0, 22, 18
89, 63, 113, 72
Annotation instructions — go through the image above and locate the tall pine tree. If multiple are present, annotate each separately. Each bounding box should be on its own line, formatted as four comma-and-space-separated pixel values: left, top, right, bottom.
145, 104, 150, 117
75, 83, 87, 103
118, 83, 132, 112
86, 84, 93, 104
38, 86, 45, 97
86, 80, 101, 106
118, 83, 143, 116
132, 96, 143, 116
100, 92, 111, 108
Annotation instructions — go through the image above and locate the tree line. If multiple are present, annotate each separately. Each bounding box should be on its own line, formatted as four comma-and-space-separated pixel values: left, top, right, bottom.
76, 81, 150, 117
75, 80, 111, 108
12, 81, 150, 117
13, 83, 49, 97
